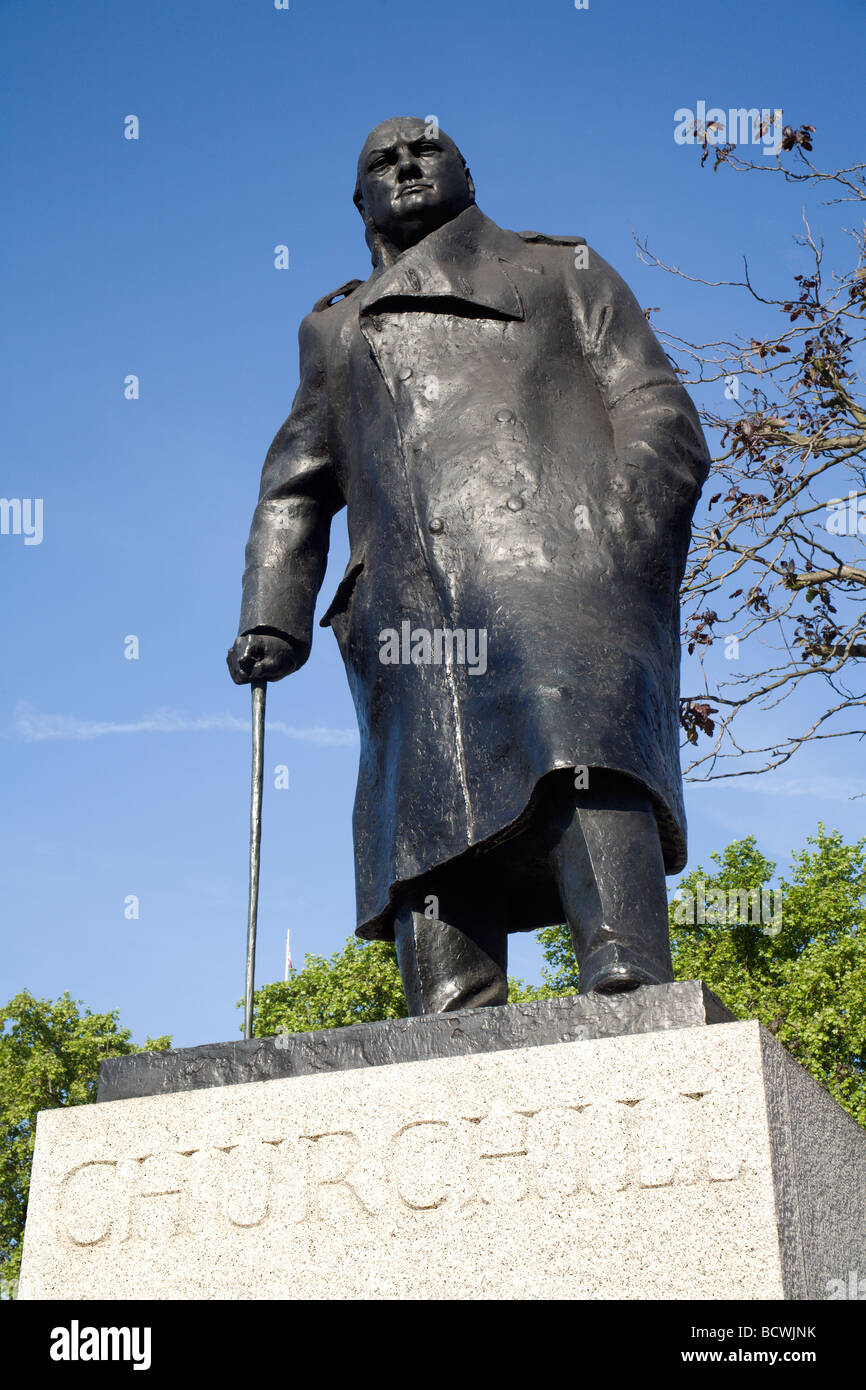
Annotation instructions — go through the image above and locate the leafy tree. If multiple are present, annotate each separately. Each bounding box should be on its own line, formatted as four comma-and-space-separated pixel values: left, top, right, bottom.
671, 826, 866, 1124
668, 834, 780, 1006
251, 937, 407, 1035
250, 934, 541, 1036
527, 924, 580, 999
532, 826, 866, 1126
0, 991, 170, 1296
506, 975, 548, 1004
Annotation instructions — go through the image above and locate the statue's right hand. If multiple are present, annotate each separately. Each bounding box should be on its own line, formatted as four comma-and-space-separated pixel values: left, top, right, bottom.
226, 631, 301, 685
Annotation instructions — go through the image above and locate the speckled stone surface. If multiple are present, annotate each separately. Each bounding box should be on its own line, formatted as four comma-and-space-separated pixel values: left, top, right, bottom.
19, 1020, 866, 1301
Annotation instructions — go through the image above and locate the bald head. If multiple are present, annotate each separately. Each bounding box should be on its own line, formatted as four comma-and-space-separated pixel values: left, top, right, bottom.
354, 117, 475, 264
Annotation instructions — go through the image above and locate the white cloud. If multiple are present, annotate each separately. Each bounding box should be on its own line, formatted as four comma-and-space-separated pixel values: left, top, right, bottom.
696, 772, 863, 802
8, 702, 358, 748
750, 775, 864, 801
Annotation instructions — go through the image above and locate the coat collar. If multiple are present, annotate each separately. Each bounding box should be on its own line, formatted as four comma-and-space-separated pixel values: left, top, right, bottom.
356, 205, 526, 321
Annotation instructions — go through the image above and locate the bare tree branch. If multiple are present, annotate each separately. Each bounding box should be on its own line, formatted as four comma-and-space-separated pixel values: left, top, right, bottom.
642, 129, 866, 779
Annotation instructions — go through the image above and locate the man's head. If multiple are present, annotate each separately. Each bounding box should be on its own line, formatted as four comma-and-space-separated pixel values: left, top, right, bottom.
354, 117, 475, 265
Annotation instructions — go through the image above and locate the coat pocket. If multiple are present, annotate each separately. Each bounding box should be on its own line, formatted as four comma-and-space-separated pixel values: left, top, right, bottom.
319, 552, 366, 629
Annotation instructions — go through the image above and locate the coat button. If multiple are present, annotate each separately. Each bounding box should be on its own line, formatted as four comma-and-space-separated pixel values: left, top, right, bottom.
428, 517, 445, 535
397, 366, 413, 381
506, 495, 525, 511
496, 408, 516, 424
406, 269, 422, 292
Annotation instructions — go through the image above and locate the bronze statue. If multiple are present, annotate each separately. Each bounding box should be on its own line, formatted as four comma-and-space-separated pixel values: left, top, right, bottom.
228, 117, 710, 1014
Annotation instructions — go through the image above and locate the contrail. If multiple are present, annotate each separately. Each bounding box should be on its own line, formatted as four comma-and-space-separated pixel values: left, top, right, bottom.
9, 702, 358, 747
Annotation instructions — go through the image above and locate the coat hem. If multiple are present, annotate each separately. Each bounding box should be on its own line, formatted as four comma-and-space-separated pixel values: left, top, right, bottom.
354, 764, 686, 941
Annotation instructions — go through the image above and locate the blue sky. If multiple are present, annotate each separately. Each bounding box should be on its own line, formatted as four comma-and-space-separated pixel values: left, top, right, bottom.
2, 0, 864, 1047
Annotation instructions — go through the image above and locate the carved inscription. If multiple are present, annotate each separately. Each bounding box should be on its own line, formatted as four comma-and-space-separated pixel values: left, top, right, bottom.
54, 1088, 752, 1248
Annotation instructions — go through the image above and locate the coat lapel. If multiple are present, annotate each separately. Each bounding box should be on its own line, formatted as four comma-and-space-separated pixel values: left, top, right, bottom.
356, 205, 526, 321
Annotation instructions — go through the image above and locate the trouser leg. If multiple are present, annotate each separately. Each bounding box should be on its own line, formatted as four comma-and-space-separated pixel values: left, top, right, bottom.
392, 881, 509, 1016
546, 770, 673, 993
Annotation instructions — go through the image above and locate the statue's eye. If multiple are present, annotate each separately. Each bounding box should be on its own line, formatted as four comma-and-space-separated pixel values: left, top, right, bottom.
367, 156, 391, 173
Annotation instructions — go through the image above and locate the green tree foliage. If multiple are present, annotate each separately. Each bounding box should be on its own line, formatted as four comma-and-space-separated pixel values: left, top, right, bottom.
251, 937, 407, 1035
670, 826, 865, 1125
532, 924, 580, 998
0, 991, 170, 1295
250, 934, 542, 1036
530, 826, 866, 1126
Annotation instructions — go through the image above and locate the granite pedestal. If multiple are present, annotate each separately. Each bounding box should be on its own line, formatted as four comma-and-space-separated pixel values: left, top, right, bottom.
18, 983, 866, 1300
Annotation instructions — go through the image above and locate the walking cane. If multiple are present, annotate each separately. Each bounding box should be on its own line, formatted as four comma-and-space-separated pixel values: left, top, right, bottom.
244, 679, 267, 1041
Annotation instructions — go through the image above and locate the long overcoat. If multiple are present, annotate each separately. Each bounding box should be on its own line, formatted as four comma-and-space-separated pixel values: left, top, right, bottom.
238, 204, 710, 938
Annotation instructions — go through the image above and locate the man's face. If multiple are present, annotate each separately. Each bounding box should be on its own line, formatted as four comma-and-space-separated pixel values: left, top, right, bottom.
357, 119, 474, 252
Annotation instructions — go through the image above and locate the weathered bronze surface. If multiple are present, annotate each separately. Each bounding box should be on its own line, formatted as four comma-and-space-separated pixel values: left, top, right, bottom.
228, 118, 710, 1012
98, 983, 733, 1100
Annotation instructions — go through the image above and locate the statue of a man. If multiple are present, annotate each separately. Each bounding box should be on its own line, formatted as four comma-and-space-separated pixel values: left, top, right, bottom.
228, 117, 710, 1014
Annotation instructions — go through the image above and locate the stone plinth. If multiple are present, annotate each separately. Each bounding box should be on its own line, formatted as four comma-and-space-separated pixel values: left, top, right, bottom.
18, 1011, 866, 1300
97, 981, 731, 1101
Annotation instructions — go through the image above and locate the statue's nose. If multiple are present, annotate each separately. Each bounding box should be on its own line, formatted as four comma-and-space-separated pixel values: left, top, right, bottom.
397, 154, 422, 181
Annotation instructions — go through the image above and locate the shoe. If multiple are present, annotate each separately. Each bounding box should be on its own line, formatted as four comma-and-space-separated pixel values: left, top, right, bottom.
581, 960, 669, 995
394, 909, 508, 1015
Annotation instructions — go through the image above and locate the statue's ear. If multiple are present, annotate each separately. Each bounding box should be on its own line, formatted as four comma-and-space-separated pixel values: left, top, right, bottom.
465, 165, 476, 202
354, 188, 381, 267
364, 217, 383, 267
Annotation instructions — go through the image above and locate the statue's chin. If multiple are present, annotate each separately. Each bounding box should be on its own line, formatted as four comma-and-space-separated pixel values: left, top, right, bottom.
367, 198, 473, 266
389, 205, 458, 250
